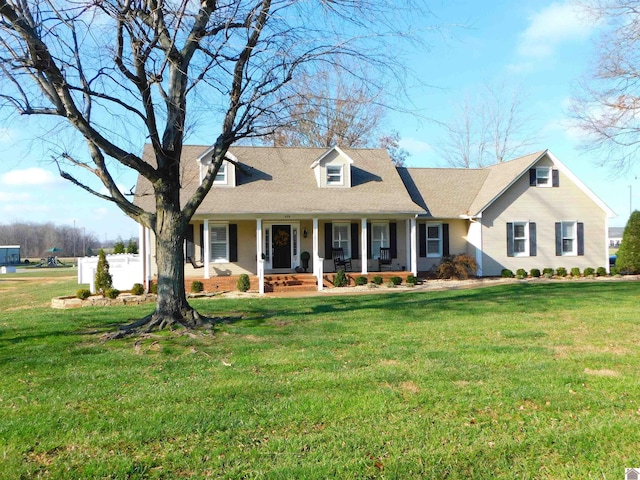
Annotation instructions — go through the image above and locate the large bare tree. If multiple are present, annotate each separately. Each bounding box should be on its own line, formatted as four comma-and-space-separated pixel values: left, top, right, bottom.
571, 0, 640, 172
437, 82, 533, 168
0, 0, 424, 333
263, 66, 409, 165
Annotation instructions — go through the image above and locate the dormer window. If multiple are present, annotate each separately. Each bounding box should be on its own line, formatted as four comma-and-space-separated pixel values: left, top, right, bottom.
326, 165, 343, 185
214, 162, 227, 184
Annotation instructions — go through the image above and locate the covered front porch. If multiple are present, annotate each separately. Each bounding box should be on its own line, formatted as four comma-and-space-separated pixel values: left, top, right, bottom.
179, 215, 419, 293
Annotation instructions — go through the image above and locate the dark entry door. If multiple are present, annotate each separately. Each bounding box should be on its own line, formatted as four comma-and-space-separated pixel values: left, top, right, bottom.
272, 225, 291, 269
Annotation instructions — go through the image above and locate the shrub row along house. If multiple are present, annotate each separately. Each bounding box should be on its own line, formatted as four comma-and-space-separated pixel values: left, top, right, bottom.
133, 146, 615, 293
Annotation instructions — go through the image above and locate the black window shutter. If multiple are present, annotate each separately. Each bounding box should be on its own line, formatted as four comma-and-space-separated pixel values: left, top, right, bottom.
199, 224, 204, 260
552, 169, 560, 187
229, 224, 238, 262
351, 223, 359, 259
529, 169, 536, 186
418, 224, 426, 258
529, 222, 537, 256
443, 223, 450, 257
555, 222, 562, 256
367, 222, 372, 259
324, 223, 333, 259
506, 222, 514, 257
577, 222, 584, 256
390, 222, 397, 258
186, 224, 195, 262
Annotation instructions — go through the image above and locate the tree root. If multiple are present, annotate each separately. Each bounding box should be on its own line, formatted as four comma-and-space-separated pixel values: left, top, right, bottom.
103, 307, 214, 340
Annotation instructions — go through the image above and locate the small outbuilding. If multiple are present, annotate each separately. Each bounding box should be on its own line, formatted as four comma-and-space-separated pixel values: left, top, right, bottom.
0, 245, 20, 266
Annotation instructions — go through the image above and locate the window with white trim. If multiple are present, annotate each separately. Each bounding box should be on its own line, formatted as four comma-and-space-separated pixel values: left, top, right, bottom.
536, 167, 551, 187
426, 223, 442, 257
214, 162, 227, 184
333, 223, 350, 257
512, 222, 529, 256
561, 221, 576, 255
371, 223, 389, 259
210, 224, 229, 262
326, 165, 343, 185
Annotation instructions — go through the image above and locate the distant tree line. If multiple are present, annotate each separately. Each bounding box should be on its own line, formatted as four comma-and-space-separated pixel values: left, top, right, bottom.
0, 222, 135, 259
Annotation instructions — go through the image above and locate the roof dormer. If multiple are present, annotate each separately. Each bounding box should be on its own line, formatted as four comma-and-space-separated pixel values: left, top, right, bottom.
196, 147, 237, 187
310, 146, 354, 188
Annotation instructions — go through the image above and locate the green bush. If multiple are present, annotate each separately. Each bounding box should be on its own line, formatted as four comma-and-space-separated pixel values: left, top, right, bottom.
113, 240, 126, 254
611, 266, 621, 276
94, 248, 113, 296
126, 239, 138, 254
389, 276, 402, 286
542, 268, 554, 276
570, 267, 581, 277
354, 275, 368, 286
596, 266, 607, 277
191, 280, 204, 293
516, 268, 527, 279
583, 267, 595, 277
372, 275, 383, 285
530, 268, 541, 278
236, 274, 251, 292
105, 288, 120, 299
333, 269, 348, 287
556, 267, 567, 277
131, 283, 144, 295
150, 283, 157, 294
436, 254, 477, 280
406, 274, 418, 286
501, 269, 514, 278
76, 288, 91, 300
616, 210, 640, 274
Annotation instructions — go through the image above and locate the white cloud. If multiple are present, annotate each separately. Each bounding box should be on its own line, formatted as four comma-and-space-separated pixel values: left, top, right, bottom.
0, 191, 32, 202
400, 137, 433, 156
511, 2, 597, 70
1, 167, 60, 186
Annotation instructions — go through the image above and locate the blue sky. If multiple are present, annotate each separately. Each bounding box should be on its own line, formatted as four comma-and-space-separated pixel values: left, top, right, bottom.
0, 0, 636, 241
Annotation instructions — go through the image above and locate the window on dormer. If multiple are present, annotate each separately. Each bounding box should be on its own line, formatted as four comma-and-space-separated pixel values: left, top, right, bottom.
326, 165, 343, 185
214, 162, 227, 184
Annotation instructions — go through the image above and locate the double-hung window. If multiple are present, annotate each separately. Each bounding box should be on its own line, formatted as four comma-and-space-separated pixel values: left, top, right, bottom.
210, 224, 229, 262
536, 167, 551, 187
512, 222, 528, 256
333, 223, 350, 256
371, 223, 389, 259
561, 221, 576, 255
426, 223, 442, 257
326, 165, 343, 185
214, 162, 227, 184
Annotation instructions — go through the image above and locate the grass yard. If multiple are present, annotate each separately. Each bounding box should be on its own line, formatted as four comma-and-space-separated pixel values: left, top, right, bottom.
1, 271, 639, 478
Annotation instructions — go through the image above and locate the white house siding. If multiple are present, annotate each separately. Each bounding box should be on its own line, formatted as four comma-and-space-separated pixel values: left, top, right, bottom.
480, 164, 608, 276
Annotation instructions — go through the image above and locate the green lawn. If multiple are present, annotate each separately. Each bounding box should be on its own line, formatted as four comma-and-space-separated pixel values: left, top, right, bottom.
1, 271, 639, 478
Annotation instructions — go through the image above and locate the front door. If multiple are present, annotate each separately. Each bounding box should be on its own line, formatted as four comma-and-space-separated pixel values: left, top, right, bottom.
272, 224, 292, 269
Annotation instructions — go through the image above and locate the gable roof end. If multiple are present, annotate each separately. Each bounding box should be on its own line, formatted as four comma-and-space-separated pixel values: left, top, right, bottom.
309, 145, 354, 169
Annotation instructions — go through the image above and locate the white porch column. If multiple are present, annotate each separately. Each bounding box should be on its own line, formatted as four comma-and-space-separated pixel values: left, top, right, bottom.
360, 218, 368, 274
203, 219, 210, 279
313, 218, 324, 291
468, 218, 483, 277
139, 223, 146, 291
256, 219, 264, 294
410, 217, 417, 275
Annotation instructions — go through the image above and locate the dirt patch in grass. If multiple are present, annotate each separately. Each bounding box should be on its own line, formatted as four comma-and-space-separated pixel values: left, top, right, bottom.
584, 368, 620, 377
553, 345, 628, 358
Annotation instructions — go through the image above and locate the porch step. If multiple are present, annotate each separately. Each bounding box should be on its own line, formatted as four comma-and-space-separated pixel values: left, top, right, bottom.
264, 274, 318, 293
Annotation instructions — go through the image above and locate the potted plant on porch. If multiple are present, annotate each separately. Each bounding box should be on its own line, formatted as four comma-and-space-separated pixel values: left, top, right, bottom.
300, 251, 311, 272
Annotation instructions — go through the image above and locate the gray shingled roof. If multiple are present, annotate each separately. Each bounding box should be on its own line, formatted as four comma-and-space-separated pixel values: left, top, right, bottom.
133, 145, 424, 216
398, 151, 547, 218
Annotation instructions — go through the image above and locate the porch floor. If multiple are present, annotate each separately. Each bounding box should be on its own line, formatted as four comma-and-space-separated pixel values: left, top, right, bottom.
182, 271, 414, 294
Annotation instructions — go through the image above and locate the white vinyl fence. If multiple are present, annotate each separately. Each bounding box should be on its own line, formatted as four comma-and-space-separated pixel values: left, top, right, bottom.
78, 254, 142, 293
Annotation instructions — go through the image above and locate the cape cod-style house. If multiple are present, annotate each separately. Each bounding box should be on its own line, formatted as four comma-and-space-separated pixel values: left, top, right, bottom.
133, 146, 615, 293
